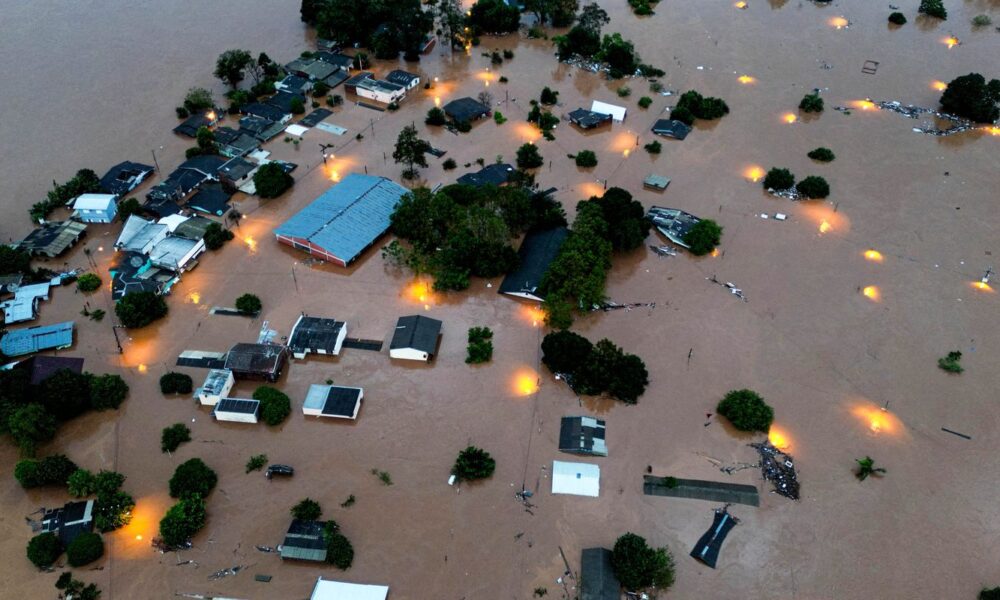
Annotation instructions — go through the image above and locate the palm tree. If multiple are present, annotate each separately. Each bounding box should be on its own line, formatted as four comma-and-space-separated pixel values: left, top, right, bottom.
855, 456, 886, 481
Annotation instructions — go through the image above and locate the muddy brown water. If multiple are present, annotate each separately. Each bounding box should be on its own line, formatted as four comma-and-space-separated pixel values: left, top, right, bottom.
1, 1, 999, 598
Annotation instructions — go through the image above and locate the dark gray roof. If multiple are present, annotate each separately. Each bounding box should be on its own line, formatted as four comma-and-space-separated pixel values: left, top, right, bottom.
278, 74, 310, 93
242, 102, 288, 122
456, 163, 514, 187
646, 206, 700, 248
558, 416, 607, 456
19, 355, 85, 385
100, 161, 154, 195
315, 52, 353, 70
288, 316, 344, 354
218, 157, 256, 182
173, 113, 213, 137
299, 109, 333, 128
186, 182, 232, 217
265, 91, 305, 113
690, 509, 738, 568
443, 97, 490, 122
18, 221, 88, 257
213, 126, 242, 145
581, 548, 620, 600
173, 216, 215, 241
224, 343, 287, 378
239, 115, 275, 135
345, 71, 374, 87
390, 315, 442, 354
568, 108, 612, 129
498, 227, 569, 300
110, 251, 174, 300
322, 70, 350, 89
280, 519, 328, 561
309, 386, 362, 417
652, 118, 692, 140
215, 398, 259, 414
385, 69, 419, 87
179, 154, 226, 177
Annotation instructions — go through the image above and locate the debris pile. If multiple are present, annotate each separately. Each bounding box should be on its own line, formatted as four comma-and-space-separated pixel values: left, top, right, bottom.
750, 442, 800, 500
650, 244, 678, 257
835, 99, 976, 136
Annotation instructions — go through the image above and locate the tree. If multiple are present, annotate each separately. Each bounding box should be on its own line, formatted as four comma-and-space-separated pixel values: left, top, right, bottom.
438, 0, 465, 46
468, 0, 521, 35
425, 107, 447, 126
466, 327, 494, 364
918, 0, 946, 20
301, 0, 321, 24
540, 87, 559, 105
291, 498, 323, 521
584, 188, 650, 251
799, 92, 824, 113
644, 140, 662, 154
555, 25, 601, 59
203, 222, 234, 250
76, 273, 101, 292
324, 523, 354, 569
393, 125, 431, 179
574, 150, 598, 168
855, 456, 887, 481
162, 423, 192, 453
939, 73, 1000, 123
611, 533, 675, 592
477, 90, 494, 108
68, 469, 97, 497
235, 293, 262, 315
597, 33, 640, 76
762, 167, 795, 190
27, 532, 63, 568
577, 2, 609, 33
15, 454, 77, 488
168, 458, 217, 499
516, 143, 543, 169
214, 49, 254, 88
93, 470, 126, 496
89, 373, 128, 411
980, 588, 1000, 600
195, 126, 218, 155
32, 168, 102, 222
888, 12, 907, 25
38, 369, 91, 420
254, 162, 294, 198
66, 532, 104, 567
93, 489, 135, 532
638, 96, 652, 109
452, 446, 496, 481
717, 389, 773, 432
796, 176, 830, 199
607, 352, 649, 404
8, 404, 57, 457
683, 219, 723, 256
675, 90, 730, 121
55, 572, 102, 600
938, 350, 964, 373
807, 147, 835, 162
0, 245, 32, 276
183, 88, 214, 113
253, 386, 291, 426
117, 197, 143, 221
289, 95, 306, 114
115, 291, 168, 328
541, 331, 594, 375
159, 494, 207, 547
160, 372, 194, 394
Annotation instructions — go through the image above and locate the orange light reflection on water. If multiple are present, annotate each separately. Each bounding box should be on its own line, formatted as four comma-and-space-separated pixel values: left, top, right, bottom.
513, 368, 539, 396
114, 495, 171, 559
768, 424, 793, 451
943, 36, 959, 49
931, 80, 948, 91
862, 286, 880, 301
403, 278, 437, 308
519, 304, 546, 327
783, 113, 797, 124
849, 99, 876, 111
829, 16, 849, 29
744, 165, 764, 182
738, 75, 755, 85
850, 403, 904, 437
864, 249, 883, 263
971, 281, 994, 293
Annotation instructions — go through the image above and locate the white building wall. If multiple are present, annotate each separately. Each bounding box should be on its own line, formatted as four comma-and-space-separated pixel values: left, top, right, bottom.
214, 408, 259, 424
389, 347, 429, 361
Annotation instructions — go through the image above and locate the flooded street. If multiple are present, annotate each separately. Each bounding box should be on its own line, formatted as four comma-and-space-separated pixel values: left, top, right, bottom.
1, 1, 999, 598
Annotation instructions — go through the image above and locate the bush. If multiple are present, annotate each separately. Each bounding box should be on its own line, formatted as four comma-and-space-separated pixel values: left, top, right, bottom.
176, 106, 190, 119
88, 374, 128, 411
466, 327, 494, 364
676, 90, 729, 121
118, 198, 143, 221
455, 119, 472, 133
644, 140, 662, 154
442, 158, 457, 170
516, 143, 544, 169
203, 222, 234, 250
452, 446, 496, 481
76, 273, 101, 292
183, 87, 214, 113
972, 15, 992, 27
888, 12, 907, 25
66, 532, 104, 567
93, 489, 134, 532
763, 167, 795, 190
0, 245, 32, 275
575, 150, 598, 168
159, 494, 207, 547
161, 423, 192, 453
253, 162, 294, 198
289, 96, 305, 114
160, 372, 193, 395
807, 147, 835, 162
168, 458, 217, 498
325, 526, 354, 569
638, 96, 652, 109
15, 455, 78, 489
939, 73, 1000, 123
980, 588, 1000, 600
253, 386, 291, 426
235, 293, 262, 315
115, 291, 168, 328
312, 81, 330, 97
717, 389, 773, 432
662, 476, 678, 489
611, 533, 675, 592
291, 498, 322, 521
540, 332, 649, 403
918, 0, 946, 20
617, 86, 631, 98
796, 176, 830, 199
938, 350, 964, 373
503, 49, 514, 59
425, 107, 446, 126
682, 219, 722, 256
540, 87, 559, 105
246, 454, 268, 473
55, 572, 101, 600
494, 111, 507, 125
27, 532, 63, 568
799, 92, 824, 113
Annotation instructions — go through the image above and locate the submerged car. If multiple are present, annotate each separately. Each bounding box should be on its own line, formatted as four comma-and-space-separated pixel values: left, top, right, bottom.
265, 464, 294, 479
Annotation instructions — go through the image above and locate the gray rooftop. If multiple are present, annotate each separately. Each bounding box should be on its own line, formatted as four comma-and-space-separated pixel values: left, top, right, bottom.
581, 548, 620, 600
199, 369, 232, 396
647, 206, 700, 248
0, 321, 74, 356
558, 416, 608, 456
304, 384, 362, 418
390, 315, 442, 354
215, 398, 260, 415
288, 316, 344, 354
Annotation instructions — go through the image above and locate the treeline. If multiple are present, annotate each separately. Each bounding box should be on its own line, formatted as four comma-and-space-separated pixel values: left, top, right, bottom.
553, 3, 663, 79
301, 0, 434, 60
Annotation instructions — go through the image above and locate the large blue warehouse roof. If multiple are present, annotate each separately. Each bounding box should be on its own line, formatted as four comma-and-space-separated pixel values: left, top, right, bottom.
274, 174, 407, 264
0, 321, 75, 356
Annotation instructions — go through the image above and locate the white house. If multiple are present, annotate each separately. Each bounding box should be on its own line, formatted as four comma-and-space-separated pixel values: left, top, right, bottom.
197, 369, 235, 406
288, 315, 347, 359
388, 315, 442, 362
213, 398, 260, 424
148, 236, 205, 272
551, 460, 600, 497
71, 193, 118, 223
115, 215, 168, 254
303, 384, 363, 419
591, 100, 627, 123
346, 72, 406, 104
309, 578, 388, 600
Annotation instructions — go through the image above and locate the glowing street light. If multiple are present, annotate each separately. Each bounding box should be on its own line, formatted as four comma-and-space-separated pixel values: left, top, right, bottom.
943, 36, 960, 49
783, 113, 798, 124
931, 80, 948, 91
864, 249, 883, 262
738, 75, 755, 85
862, 285, 880, 301
829, 16, 849, 29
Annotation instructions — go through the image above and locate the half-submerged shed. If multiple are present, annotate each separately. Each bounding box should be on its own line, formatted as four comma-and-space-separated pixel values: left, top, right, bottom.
568, 108, 612, 129
647, 206, 700, 248
652, 119, 693, 140
389, 315, 442, 361
643, 174, 671, 192
580, 548, 621, 600
224, 343, 288, 382
288, 315, 347, 359
309, 577, 389, 600
280, 519, 328, 562
498, 227, 568, 302
303, 384, 363, 419
559, 416, 607, 457
690, 508, 739, 568
213, 398, 260, 423
551, 460, 600, 497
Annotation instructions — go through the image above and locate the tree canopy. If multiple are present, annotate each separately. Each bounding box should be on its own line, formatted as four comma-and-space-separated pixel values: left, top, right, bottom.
31, 168, 102, 222
393, 125, 431, 179
683, 219, 723, 256
160, 372, 194, 395
939, 73, 1000, 123
717, 389, 773, 432
452, 446, 496, 481
159, 494, 207, 548
292, 498, 323, 521
611, 533, 676, 592
161, 423, 192, 453
796, 176, 830, 199
15, 454, 77, 488
675, 90, 730, 123
516, 143, 544, 169
235, 293, 262, 315
0, 245, 32, 276
762, 167, 795, 191
214, 49, 254, 88
541, 331, 649, 403
311, 0, 433, 60
254, 163, 294, 198
799, 92, 824, 113
168, 458, 218, 498
27, 532, 63, 568
66, 532, 104, 567
253, 386, 292, 426
115, 291, 168, 328
468, 0, 522, 35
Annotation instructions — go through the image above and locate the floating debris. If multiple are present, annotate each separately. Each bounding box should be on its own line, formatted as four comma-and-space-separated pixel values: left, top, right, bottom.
592, 301, 657, 312
707, 276, 747, 302
834, 99, 977, 136
650, 244, 678, 257
255, 545, 275, 553
767, 187, 803, 201
207, 565, 247, 581
750, 441, 800, 500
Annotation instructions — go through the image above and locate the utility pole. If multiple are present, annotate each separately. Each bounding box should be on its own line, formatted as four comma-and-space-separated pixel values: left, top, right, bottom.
150, 146, 162, 173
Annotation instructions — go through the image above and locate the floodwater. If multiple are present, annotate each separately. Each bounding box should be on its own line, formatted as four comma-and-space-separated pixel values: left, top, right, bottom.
2, 1, 1000, 599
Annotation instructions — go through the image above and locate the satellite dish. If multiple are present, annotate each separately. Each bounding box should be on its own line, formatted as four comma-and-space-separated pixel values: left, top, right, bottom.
130, 256, 144, 268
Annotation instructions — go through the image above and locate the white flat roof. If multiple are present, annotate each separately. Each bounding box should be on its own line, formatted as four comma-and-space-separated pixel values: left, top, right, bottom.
591, 100, 627, 122
310, 578, 389, 600
285, 124, 310, 137
73, 193, 116, 211
158, 214, 190, 232
551, 460, 600, 497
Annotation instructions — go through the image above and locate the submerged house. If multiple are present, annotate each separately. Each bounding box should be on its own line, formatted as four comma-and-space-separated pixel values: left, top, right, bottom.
145, 155, 226, 216
100, 161, 154, 196
196, 368, 235, 406
580, 548, 621, 600
344, 72, 406, 104
551, 460, 600, 497
647, 206, 701, 248
591, 100, 627, 122
116, 215, 168, 254
14, 355, 85, 385
568, 108, 612, 130
559, 416, 608, 457
389, 315, 442, 362
1, 282, 52, 325
71, 193, 118, 223
456, 163, 514, 188
18, 221, 87, 258
224, 343, 288, 382
385, 69, 421, 90
213, 126, 260, 158
303, 384, 363, 419
213, 398, 260, 424
148, 235, 205, 272
185, 182, 233, 217
443, 97, 490, 123
0, 321, 75, 357
241, 102, 291, 125
109, 251, 178, 300
218, 157, 258, 191
498, 227, 569, 302
309, 578, 389, 600
40, 500, 95, 546
173, 111, 220, 138
652, 118, 692, 141
273, 174, 407, 267
288, 315, 347, 359
280, 519, 328, 562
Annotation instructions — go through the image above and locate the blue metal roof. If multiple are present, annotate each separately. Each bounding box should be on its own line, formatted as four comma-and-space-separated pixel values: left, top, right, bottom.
273, 174, 407, 264
0, 321, 75, 356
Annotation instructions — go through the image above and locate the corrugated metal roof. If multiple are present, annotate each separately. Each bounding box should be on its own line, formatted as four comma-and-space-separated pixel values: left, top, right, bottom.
274, 174, 407, 264
0, 321, 74, 356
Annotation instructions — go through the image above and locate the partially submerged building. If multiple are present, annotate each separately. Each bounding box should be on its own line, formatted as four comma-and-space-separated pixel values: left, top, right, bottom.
690, 508, 739, 568
591, 100, 627, 122
498, 227, 569, 302
568, 108, 612, 130
389, 315, 442, 362
443, 97, 490, 123
280, 519, 328, 562
309, 578, 389, 600
40, 500, 95, 546
652, 118, 692, 141
643, 174, 671, 192
303, 384, 363, 419
213, 398, 260, 423
273, 174, 407, 266
14, 355, 85, 385
224, 343, 288, 382
647, 206, 701, 248
186, 182, 233, 217
71, 193, 118, 223
196, 368, 235, 406
100, 161, 153, 196
580, 548, 621, 600
148, 235, 205, 272
109, 252, 178, 300
18, 221, 87, 257
213, 126, 260, 158
145, 155, 226, 216
344, 72, 406, 104
1, 282, 52, 325
551, 460, 600, 497
288, 315, 347, 359
0, 321, 74, 357
385, 69, 421, 90
456, 163, 514, 187
116, 215, 168, 254
173, 111, 219, 137
559, 416, 608, 457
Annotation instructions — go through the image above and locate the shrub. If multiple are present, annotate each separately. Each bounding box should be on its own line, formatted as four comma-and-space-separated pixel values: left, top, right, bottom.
341, 495, 356, 508
676, 90, 729, 121
235, 293, 262, 315
168, 458, 217, 498
575, 150, 598, 168
763, 167, 795, 190
980, 588, 1000, 600
938, 350, 964, 373
888, 12, 907, 25
670, 106, 694, 126
175, 106, 190, 119
371, 469, 393, 485
161, 423, 192, 453
253, 386, 291, 426
939, 73, 1000, 123
325, 525, 354, 569
611, 533, 675, 592
799, 92, 824, 113
617, 86, 631, 98
203, 222, 234, 250
796, 176, 830, 199
807, 147, 835, 162
183, 87, 214, 113
15, 455, 78, 489
312, 81, 330, 96
638, 96, 652, 109
246, 454, 268, 473
452, 446, 496, 481
494, 111, 507, 125
289, 96, 305, 114
66, 532, 104, 567
291, 498, 322, 521
683, 219, 722, 256
442, 158, 457, 170
918, 0, 946, 20
115, 291, 168, 328
159, 494, 207, 547
466, 327, 494, 364
662, 476, 678, 489
644, 140, 662, 154
27, 532, 63, 568
516, 143, 544, 169
503, 49, 515, 59
8, 404, 57, 457
541, 331, 594, 375
455, 119, 472, 133
425, 107, 446, 126
972, 15, 992, 27
717, 389, 773, 432
160, 372, 193, 395
499, 76, 509, 83
253, 162, 294, 198
89, 374, 128, 411
76, 273, 101, 292
55, 572, 101, 600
